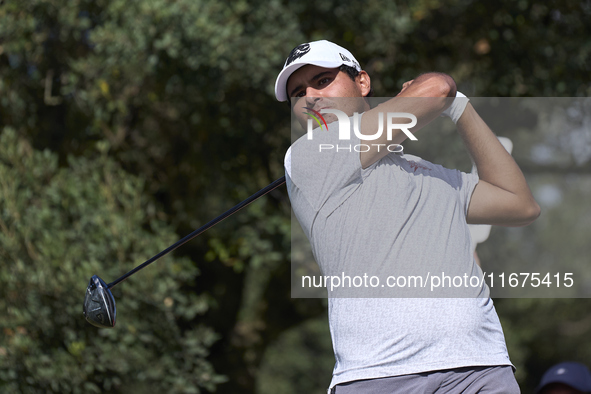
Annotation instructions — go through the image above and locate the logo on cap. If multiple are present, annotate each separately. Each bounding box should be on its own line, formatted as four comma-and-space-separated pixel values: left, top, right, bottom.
339, 52, 360, 69
285, 43, 311, 66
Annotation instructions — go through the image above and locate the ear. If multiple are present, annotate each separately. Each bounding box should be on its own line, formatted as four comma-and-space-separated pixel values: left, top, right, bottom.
357, 71, 371, 97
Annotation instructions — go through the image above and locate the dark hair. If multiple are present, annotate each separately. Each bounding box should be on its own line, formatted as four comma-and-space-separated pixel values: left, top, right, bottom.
338, 65, 374, 98
286, 65, 373, 107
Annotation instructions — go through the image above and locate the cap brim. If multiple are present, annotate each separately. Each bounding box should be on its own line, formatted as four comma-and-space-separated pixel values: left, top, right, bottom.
274, 60, 346, 102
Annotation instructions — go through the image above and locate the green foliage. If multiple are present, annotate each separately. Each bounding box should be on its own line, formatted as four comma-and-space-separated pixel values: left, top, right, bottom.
1, 0, 591, 392
0, 129, 224, 393
256, 317, 334, 394
400, 0, 591, 97
495, 297, 591, 391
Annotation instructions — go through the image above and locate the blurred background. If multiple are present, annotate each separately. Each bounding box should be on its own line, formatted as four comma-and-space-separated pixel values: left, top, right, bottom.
1, 0, 590, 393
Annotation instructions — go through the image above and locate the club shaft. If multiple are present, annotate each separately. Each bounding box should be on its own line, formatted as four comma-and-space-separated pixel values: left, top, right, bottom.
107, 176, 286, 288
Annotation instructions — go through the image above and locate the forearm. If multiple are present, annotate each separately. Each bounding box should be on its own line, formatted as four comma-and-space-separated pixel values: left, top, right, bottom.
457, 104, 541, 225
457, 104, 525, 193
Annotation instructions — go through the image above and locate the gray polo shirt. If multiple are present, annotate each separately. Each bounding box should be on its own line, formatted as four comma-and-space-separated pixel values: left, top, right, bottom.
286, 117, 512, 389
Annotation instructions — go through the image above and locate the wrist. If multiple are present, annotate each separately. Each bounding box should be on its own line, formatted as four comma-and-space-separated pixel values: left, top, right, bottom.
441, 91, 469, 124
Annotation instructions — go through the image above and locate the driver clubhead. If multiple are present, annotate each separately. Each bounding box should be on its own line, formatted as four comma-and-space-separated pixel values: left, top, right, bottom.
83, 275, 116, 328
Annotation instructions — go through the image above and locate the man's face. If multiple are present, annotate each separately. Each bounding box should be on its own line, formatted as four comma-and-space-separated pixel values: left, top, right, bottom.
286, 64, 371, 129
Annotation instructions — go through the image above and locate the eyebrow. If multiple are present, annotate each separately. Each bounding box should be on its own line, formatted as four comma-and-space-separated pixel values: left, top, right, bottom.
289, 71, 335, 98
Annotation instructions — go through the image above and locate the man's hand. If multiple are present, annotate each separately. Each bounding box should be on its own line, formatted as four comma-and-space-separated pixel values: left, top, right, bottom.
396, 80, 415, 96
359, 73, 456, 169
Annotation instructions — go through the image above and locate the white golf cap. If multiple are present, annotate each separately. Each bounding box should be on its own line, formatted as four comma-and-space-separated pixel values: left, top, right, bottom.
274, 40, 362, 102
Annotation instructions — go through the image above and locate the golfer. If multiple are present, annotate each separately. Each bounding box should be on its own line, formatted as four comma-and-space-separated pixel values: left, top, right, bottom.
276, 40, 540, 393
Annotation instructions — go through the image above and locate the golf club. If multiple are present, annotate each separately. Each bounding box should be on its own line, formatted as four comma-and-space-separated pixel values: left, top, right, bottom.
83, 175, 286, 328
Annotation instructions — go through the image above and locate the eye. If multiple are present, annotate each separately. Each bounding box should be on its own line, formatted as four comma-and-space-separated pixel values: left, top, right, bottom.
318, 77, 331, 86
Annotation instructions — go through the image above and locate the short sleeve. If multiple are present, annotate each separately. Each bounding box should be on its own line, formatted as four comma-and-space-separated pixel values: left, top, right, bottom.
285, 118, 364, 238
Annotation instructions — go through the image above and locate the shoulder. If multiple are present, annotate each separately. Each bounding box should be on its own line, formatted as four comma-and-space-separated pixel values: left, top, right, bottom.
393, 154, 478, 190
284, 146, 292, 177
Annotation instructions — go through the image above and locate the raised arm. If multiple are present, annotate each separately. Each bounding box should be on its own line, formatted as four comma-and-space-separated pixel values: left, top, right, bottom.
359, 72, 456, 168
457, 104, 541, 226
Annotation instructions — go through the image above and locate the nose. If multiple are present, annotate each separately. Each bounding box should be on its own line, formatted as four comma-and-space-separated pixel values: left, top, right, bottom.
305, 87, 322, 105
